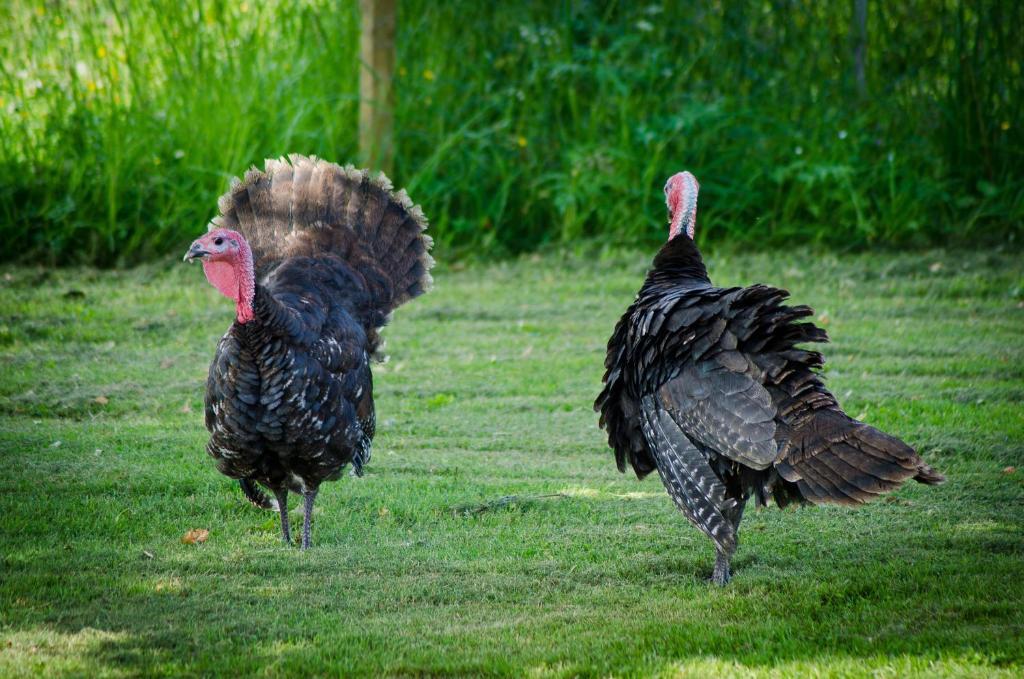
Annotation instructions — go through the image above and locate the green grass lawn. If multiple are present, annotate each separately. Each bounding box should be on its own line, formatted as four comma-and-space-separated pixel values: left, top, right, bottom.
1, 249, 1022, 677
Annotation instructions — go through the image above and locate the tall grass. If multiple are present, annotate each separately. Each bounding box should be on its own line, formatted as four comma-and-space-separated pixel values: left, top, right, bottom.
1, 0, 1021, 265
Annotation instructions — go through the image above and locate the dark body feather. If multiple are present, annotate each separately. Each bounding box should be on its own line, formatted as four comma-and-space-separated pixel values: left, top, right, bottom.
595, 235, 943, 583
203, 156, 432, 544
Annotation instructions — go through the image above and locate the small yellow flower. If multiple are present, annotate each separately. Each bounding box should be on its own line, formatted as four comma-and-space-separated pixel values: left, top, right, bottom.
422, 69, 435, 81
1001, 121, 1011, 131
517, 136, 528, 148
35, 5, 45, 16
240, 2, 249, 12
97, 46, 107, 59
86, 80, 97, 93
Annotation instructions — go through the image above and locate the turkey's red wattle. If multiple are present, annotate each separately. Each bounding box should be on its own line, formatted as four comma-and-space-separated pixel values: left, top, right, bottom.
201, 259, 237, 300
201, 240, 255, 323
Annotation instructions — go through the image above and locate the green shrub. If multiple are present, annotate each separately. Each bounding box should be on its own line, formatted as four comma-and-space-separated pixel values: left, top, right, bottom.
1, 0, 1021, 265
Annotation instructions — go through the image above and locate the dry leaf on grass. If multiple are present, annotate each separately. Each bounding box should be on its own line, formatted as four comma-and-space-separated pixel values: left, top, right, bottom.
181, 529, 209, 545
181, 401, 192, 414
1003, 466, 1016, 474
94, 395, 109, 405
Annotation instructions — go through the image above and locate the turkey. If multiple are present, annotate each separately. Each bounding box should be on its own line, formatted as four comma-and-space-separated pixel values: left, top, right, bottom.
184, 155, 433, 548
595, 171, 943, 584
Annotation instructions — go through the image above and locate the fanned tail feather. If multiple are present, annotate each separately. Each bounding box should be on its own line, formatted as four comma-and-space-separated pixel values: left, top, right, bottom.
211, 155, 433, 314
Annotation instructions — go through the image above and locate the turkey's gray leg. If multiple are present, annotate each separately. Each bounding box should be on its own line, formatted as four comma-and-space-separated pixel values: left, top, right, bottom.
274, 488, 291, 546
712, 549, 731, 585
728, 499, 746, 532
300, 489, 318, 550
711, 498, 746, 585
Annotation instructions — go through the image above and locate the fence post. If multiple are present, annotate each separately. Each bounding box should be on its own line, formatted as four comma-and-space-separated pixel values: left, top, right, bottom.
358, 0, 396, 175
852, 0, 868, 100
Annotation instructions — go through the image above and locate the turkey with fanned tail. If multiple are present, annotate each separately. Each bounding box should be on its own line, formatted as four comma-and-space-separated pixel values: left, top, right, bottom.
594, 171, 943, 584
184, 155, 433, 548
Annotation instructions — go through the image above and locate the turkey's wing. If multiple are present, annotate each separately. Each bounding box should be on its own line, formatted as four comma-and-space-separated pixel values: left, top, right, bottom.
656, 353, 778, 470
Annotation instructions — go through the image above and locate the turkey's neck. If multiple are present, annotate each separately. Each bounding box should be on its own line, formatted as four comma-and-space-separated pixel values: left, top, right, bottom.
234, 246, 256, 323
669, 201, 696, 241
648, 234, 711, 288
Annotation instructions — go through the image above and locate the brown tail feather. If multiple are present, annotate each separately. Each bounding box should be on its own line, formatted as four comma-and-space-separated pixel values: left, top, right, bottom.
803, 456, 874, 504
210, 155, 433, 314
914, 464, 946, 485
777, 410, 943, 505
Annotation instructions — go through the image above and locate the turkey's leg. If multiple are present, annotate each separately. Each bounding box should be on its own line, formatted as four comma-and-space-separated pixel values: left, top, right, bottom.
712, 549, 731, 585
300, 489, 319, 550
711, 499, 746, 585
274, 488, 291, 546
729, 499, 746, 532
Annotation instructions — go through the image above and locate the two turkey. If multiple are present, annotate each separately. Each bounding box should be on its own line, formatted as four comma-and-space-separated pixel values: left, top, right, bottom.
184, 155, 432, 548
595, 171, 943, 584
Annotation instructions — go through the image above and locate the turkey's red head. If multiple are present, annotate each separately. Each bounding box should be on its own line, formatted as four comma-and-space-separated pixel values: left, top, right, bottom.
664, 171, 700, 241
184, 228, 256, 323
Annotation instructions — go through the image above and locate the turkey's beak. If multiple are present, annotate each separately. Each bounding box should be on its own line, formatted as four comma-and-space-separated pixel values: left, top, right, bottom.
183, 241, 210, 262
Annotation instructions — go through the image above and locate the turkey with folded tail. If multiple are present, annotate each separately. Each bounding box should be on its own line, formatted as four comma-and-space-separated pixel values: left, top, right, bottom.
595, 171, 943, 584
184, 155, 433, 548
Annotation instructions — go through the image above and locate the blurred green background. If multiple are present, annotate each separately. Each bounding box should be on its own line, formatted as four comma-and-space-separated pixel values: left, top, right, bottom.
1, 0, 1021, 266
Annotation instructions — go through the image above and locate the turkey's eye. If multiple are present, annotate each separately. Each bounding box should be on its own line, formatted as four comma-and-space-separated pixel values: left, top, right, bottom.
214, 237, 224, 246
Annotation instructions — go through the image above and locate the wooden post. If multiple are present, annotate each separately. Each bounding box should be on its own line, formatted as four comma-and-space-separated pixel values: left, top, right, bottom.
359, 0, 397, 176
852, 0, 868, 100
